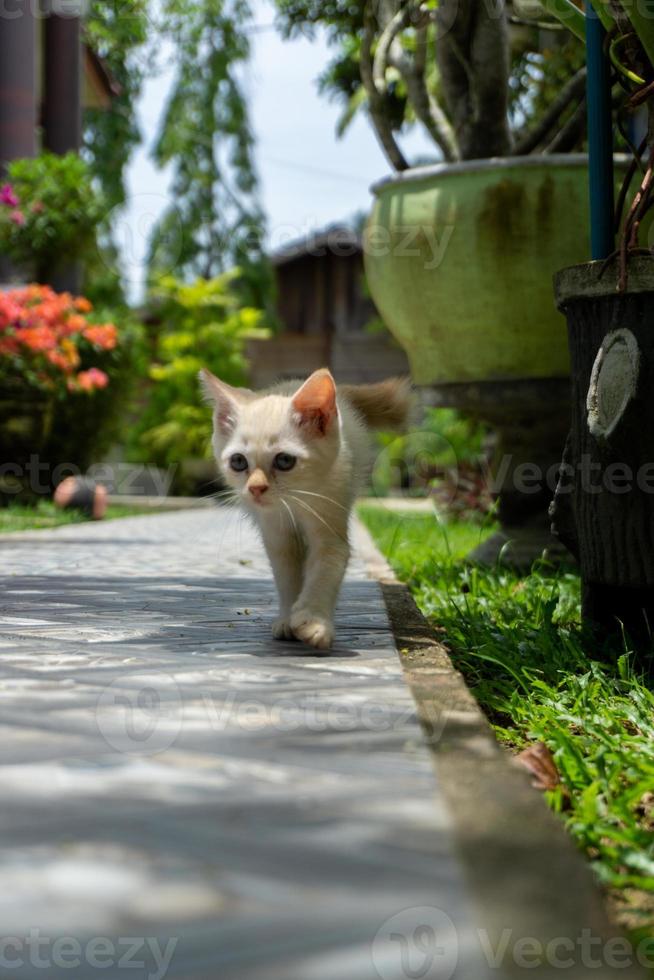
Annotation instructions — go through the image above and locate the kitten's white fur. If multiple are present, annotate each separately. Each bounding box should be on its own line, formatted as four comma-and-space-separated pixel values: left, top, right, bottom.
200, 368, 408, 649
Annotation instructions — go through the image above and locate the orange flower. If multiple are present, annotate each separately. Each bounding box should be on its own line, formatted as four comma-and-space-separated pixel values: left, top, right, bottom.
47, 349, 74, 373
66, 314, 87, 333
75, 368, 109, 392
18, 325, 57, 351
1, 284, 115, 394
83, 323, 118, 350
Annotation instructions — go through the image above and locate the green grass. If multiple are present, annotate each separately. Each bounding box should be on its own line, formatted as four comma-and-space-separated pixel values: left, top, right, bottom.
0, 500, 163, 533
359, 504, 654, 940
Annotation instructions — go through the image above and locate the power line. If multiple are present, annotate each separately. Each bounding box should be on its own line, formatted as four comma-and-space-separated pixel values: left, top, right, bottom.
244, 22, 277, 34
261, 155, 372, 184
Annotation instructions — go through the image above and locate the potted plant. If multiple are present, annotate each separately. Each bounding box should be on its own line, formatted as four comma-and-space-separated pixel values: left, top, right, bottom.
274, 0, 616, 564
539, 0, 654, 651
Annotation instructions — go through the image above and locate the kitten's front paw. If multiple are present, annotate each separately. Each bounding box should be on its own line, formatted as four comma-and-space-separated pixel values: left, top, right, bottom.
272, 617, 295, 641
290, 609, 334, 650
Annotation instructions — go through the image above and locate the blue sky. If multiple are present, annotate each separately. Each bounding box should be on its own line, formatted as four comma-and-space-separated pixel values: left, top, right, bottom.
121, 0, 434, 299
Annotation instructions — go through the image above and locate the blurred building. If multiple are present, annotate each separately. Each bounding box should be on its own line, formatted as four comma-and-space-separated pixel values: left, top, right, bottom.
0, 4, 116, 165
247, 225, 409, 386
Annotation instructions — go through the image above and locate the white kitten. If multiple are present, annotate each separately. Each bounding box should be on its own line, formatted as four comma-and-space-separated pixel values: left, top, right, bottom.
200, 368, 409, 649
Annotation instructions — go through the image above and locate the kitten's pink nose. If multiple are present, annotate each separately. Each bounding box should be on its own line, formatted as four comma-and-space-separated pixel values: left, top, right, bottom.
247, 470, 269, 502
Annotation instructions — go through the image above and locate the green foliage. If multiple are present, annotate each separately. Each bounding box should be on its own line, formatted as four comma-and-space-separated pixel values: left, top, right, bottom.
274, 0, 586, 155
0, 154, 104, 273
372, 407, 487, 497
131, 272, 269, 465
85, 0, 150, 212
276, 0, 408, 141
360, 506, 654, 939
275, 0, 364, 41
318, 31, 407, 139
81, 240, 130, 310
509, 40, 586, 145
43, 309, 146, 473
148, 0, 270, 298
84, 1, 151, 305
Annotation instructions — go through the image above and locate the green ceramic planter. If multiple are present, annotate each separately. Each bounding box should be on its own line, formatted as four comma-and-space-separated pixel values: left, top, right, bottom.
364, 155, 625, 385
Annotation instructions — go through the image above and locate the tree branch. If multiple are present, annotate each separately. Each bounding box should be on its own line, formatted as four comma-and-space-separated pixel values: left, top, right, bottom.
373, 1, 459, 161
360, 6, 409, 171
372, 2, 413, 95
544, 96, 587, 152
514, 67, 587, 155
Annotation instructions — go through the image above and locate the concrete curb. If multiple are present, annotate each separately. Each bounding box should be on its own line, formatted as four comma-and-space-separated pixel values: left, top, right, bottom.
353, 517, 647, 980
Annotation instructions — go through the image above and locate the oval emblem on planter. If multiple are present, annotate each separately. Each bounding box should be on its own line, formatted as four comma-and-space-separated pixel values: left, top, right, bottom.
586, 328, 640, 441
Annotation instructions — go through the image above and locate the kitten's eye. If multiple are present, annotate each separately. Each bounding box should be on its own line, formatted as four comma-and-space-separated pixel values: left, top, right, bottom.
273, 452, 296, 472
229, 453, 248, 472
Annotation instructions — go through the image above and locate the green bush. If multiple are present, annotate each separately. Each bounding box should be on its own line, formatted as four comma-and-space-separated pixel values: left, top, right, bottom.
129, 271, 269, 468
43, 309, 145, 475
372, 407, 487, 499
0, 153, 104, 275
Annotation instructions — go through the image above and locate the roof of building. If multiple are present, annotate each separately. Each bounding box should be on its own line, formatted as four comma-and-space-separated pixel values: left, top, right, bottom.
270, 225, 362, 267
83, 44, 121, 110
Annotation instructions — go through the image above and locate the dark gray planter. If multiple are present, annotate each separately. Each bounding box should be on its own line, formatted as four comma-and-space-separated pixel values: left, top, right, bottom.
553, 255, 654, 656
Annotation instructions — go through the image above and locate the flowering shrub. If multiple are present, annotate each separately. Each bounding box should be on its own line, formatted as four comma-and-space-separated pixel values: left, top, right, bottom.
0, 154, 103, 273
0, 183, 25, 231
0, 284, 118, 395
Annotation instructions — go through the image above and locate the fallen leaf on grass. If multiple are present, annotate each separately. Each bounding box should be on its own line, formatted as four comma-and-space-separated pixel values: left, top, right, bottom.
515, 742, 562, 791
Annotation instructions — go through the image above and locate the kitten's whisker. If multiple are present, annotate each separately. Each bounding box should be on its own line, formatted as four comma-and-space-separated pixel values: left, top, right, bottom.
287, 494, 348, 544
290, 489, 348, 511
280, 498, 302, 546
207, 489, 239, 505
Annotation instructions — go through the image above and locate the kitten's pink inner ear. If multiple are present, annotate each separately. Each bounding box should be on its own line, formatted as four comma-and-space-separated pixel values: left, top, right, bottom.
292, 370, 337, 435
198, 368, 240, 434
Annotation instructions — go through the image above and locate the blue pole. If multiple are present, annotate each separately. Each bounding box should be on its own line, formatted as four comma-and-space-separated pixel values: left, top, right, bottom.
585, 2, 614, 260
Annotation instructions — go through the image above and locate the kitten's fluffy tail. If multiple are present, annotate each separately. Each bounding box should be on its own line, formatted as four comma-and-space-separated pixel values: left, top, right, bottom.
340, 377, 412, 431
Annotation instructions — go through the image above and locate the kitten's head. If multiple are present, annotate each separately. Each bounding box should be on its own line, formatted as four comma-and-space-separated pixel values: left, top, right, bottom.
199, 368, 340, 511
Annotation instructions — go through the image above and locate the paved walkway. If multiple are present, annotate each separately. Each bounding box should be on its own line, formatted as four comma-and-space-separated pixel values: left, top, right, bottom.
0, 508, 487, 980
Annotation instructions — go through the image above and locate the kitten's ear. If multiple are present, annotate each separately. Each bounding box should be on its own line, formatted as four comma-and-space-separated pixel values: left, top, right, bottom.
198, 369, 252, 435
291, 368, 337, 436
